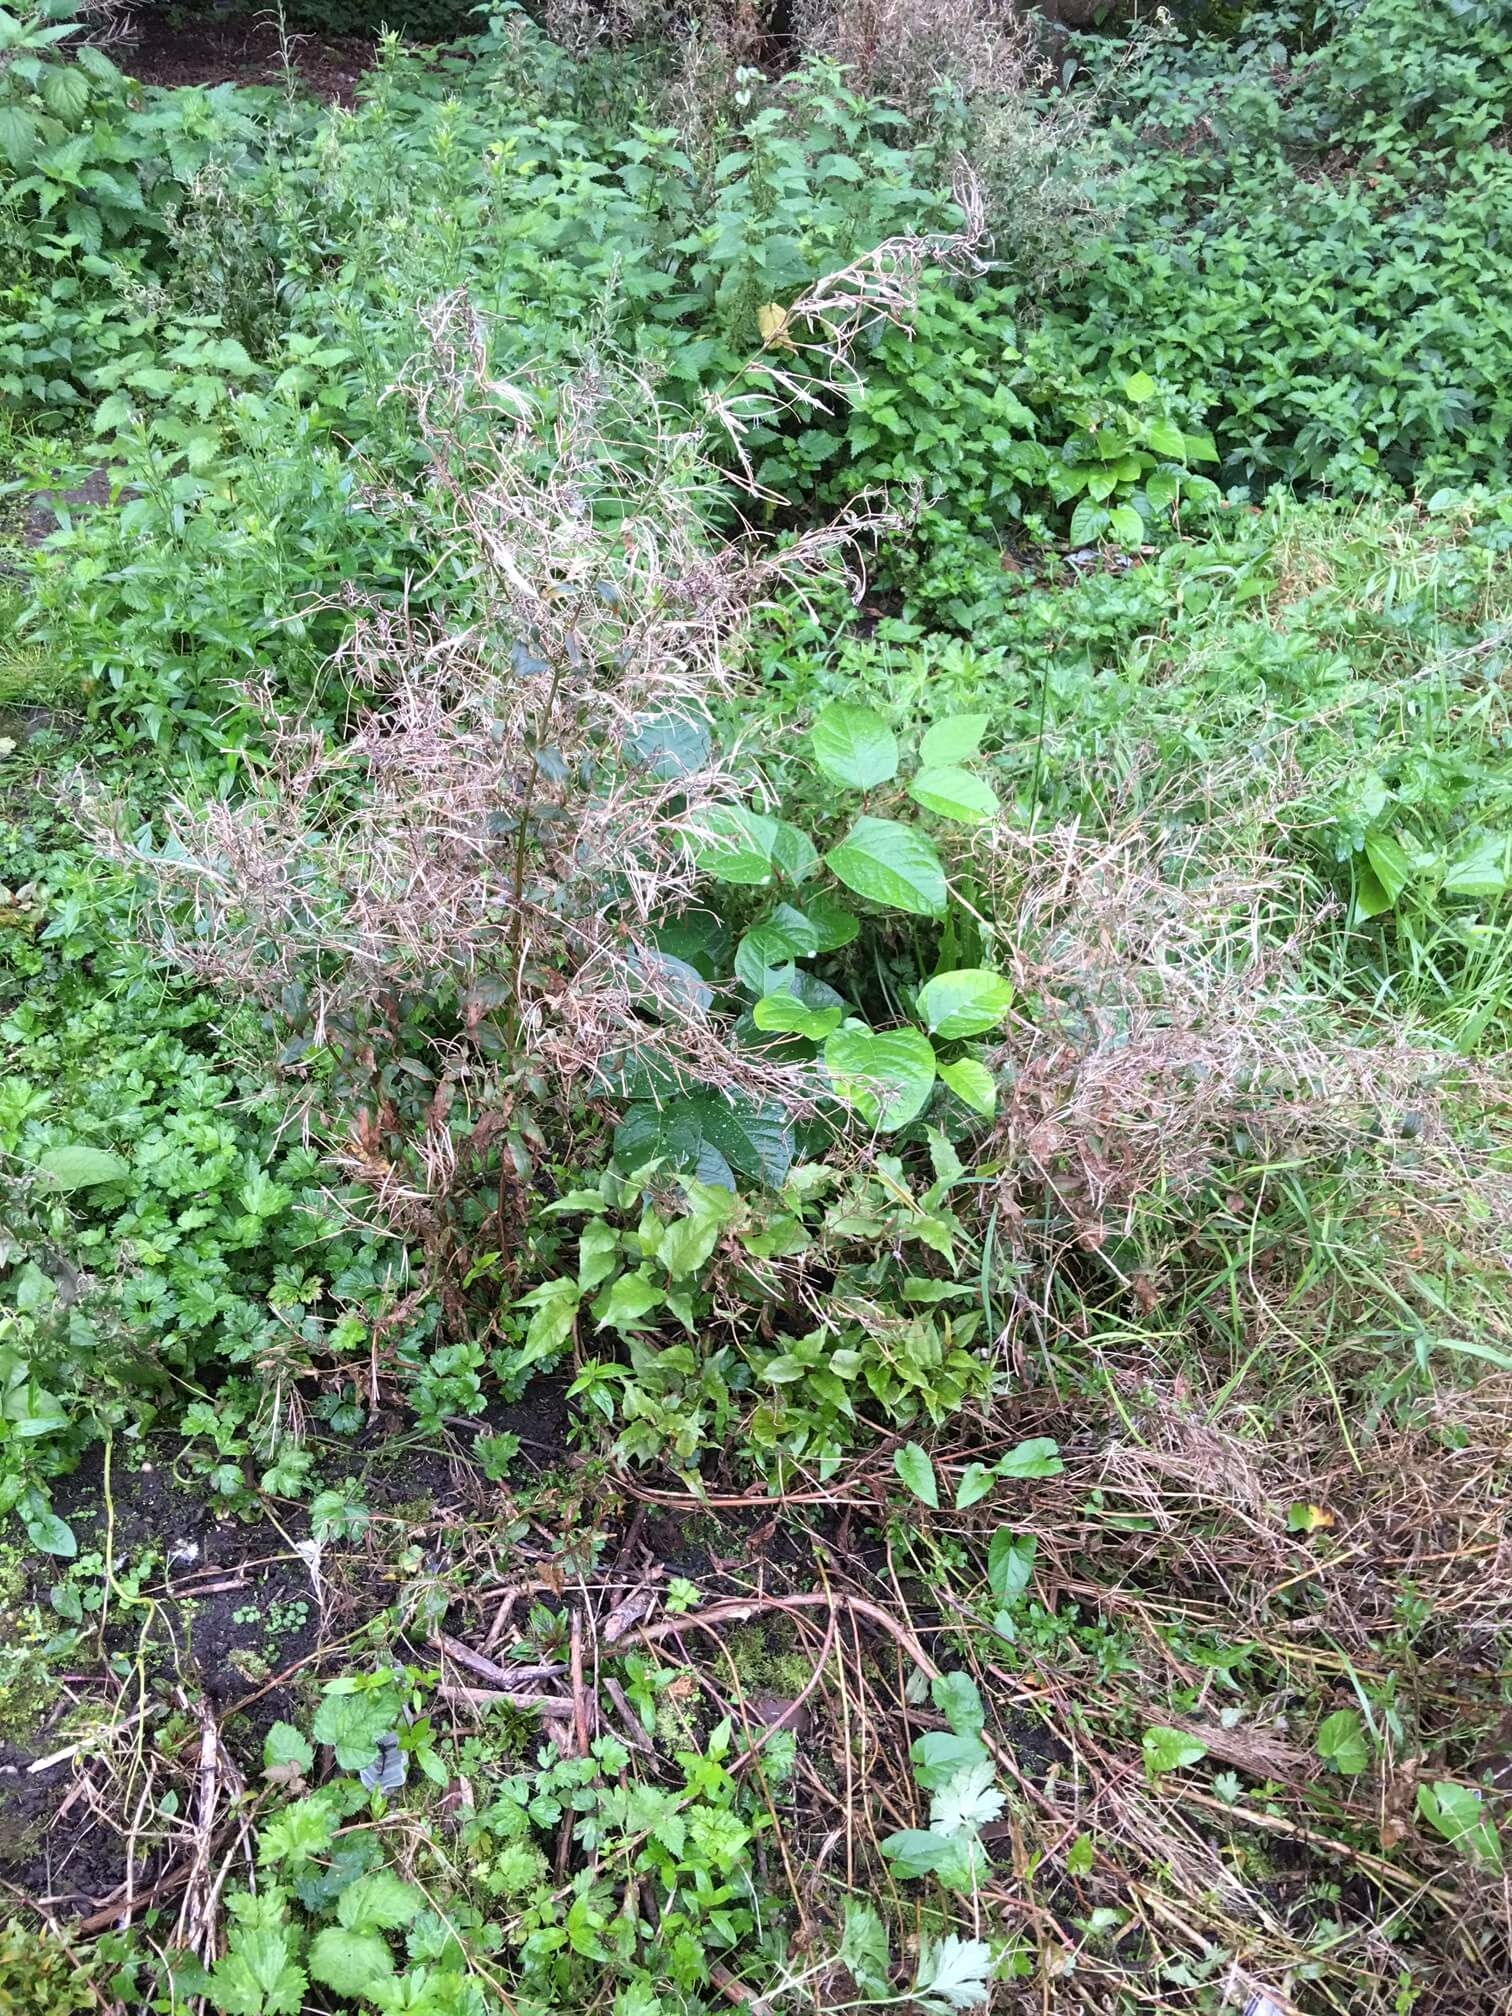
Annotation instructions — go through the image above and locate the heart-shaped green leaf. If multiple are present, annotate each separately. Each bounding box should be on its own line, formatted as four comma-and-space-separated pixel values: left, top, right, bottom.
825, 816, 947, 917
909, 767, 999, 826
811, 702, 898, 791
920, 714, 989, 767
938, 1057, 996, 1116
917, 970, 1014, 1039
824, 1025, 936, 1131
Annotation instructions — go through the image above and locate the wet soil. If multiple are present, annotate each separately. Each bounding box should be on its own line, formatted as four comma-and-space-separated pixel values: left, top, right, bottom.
127, 12, 374, 102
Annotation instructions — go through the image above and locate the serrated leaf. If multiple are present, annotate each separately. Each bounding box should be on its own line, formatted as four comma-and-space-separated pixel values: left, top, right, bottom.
909, 766, 999, 826
838, 1899, 890, 1997
206, 1928, 306, 2016
913, 1933, 993, 2012
262, 1723, 314, 1779
825, 815, 947, 917
1142, 1725, 1207, 1774
41, 63, 89, 120
938, 1057, 996, 1116
930, 1759, 1005, 1835
995, 1437, 1062, 1479
893, 1441, 938, 1508
34, 1144, 129, 1189
311, 1688, 397, 1772
308, 1927, 395, 2000
916, 969, 1013, 1039
336, 1870, 424, 1931
811, 702, 898, 791
824, 1025, 936, 1131
920, 714, 989, 767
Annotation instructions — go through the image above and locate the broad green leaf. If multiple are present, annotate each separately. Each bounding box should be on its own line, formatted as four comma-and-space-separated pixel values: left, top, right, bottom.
514, 1277, 581, 1369
1142, 1726, 1207, 1774
593, 1269, 663, 1331
1145, 470, 1179, 509
938, 1057, 996, 1117
824, 1025, 936, 1131
1315, 1708, 1368, 1776
893, 1441, 938, 1508
1443, 831, 1508, 897
614, 1095, 793, 1190
1363, 832, 1412, 907
19, 1488, 75, 1558
1108, 504, 1144, 544
801, 890, 859, 950
931, 1670, 984, 1736
688, 806, 779, 885
752, 993, 843, 1041
916, 969, 1014, 1039
1416, 1780, 1502, 1870
911, 1729, 991, 1789
920, 714, 989, 767
658, 1203, 726, 1279
770, 820, 819, 883
1069, 500, 1110, 545
1147, 417, 1186, 457
954, 1461, 995, 1510
1123, 369, 1157, 403
578, 1221, 620, 1290
909, 766, 999, 826
879, 1828, 962, 1880
735, 904, 819, 993
34, 1144, 129, 1189
307, 1928, 395, 2000
810, 702, 898, 791
825, 816, 947, 917
995, 1437, 1062, 1479
987, 1529, 1035, 1601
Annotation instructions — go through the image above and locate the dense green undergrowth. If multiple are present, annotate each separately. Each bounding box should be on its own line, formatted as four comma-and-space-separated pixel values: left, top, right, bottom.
3, 0, 1512, 2010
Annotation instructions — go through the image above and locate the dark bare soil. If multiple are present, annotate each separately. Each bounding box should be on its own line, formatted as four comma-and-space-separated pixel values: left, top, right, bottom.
127, 12, 374, 101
